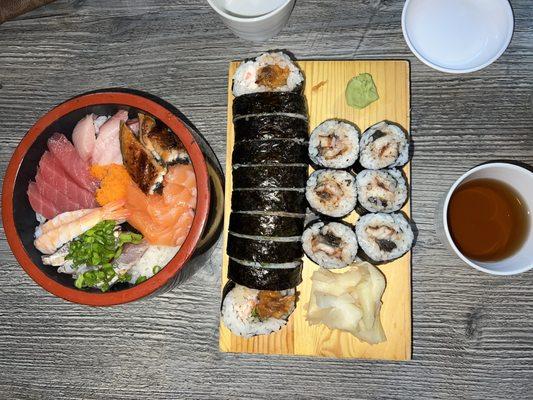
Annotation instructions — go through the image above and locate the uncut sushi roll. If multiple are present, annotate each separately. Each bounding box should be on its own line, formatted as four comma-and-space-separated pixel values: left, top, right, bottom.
356, 169, 408, 213
234, 115, 308, 142
232, 165, 308, 189
359, 121, 409, 169
231, 190, 306, 214
233, 92, 307, 120
305, 169, 357, 218
228, 258, 303, 290
355, 212, 414, 263
221, 281, 296, 338
227, 233, 303, 263
232, 51, 304, 97
309, 119, 360, 169
229, 213, 305, 237
302, 220, 358, 269
232, 139, 308, 165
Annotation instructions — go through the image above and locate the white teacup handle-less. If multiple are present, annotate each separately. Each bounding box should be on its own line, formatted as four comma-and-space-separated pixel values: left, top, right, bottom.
436, 162, 533, 275
206, 0, 296, 42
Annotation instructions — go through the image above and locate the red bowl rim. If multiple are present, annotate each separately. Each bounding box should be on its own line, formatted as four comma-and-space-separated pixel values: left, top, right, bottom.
1, 92, 210, 306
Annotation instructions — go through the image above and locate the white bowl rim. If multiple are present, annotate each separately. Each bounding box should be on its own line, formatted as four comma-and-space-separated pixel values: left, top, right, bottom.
401, 0, 515, 73
206, 0, 293, 23
442, 162, 533, 275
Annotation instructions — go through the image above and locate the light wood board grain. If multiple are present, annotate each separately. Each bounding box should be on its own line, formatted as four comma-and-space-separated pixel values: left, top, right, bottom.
220, 60, 411, 359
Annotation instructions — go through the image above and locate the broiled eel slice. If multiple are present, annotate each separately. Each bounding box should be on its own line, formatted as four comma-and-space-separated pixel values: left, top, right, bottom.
120, 121, 167, 194
138, 113, 187, 164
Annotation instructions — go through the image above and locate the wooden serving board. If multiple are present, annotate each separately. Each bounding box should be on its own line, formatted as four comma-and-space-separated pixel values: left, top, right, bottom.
220, 60, 411, 360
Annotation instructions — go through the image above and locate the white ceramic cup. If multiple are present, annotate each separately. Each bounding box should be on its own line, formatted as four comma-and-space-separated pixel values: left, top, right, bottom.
206, 0, 296, 42
436, 163, 533, 275
402, 0, 514, 73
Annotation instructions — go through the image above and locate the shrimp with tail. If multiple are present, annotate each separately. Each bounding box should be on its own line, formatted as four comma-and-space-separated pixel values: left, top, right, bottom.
34, 200, 130, 254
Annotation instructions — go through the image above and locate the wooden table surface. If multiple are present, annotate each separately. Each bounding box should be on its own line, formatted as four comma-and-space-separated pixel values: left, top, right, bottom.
0, 1, 531, 398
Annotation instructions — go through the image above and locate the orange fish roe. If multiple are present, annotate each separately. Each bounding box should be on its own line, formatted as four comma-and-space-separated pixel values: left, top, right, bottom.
91, 164, 132, 206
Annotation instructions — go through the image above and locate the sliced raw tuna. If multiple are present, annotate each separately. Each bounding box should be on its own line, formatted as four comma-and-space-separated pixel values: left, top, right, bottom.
72, 114, 96, 162
27, 182, 59, 219
47, 133, 98, 192
35, 165, 96, 210
92, 110, 128, 165
35, 176, 82, 213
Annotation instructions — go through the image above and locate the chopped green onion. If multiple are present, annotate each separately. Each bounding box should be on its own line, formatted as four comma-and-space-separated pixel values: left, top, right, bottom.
153, 265, 161, 274
135, 276, 147, 285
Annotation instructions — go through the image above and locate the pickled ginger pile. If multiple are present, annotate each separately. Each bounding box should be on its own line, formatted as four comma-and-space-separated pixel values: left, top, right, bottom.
307, 262, 387, 344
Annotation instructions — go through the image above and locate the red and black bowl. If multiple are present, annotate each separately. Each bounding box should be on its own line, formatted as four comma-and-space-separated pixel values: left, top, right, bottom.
2, 90, 224, 306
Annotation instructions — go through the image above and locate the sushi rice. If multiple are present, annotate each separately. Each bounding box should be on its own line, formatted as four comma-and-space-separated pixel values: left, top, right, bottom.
308, 119, 360, 169
302, 220, 358, 269
356, 169, 408, 213
355, 212, 414, 263
232, 52, 304, 97
305, 169, 357, 218
221, 284, 296, 338
359, 121, 409, 169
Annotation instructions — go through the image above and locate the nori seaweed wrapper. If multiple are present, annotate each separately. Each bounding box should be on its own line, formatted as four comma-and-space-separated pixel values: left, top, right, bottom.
227, 234, 303, 263
234, 115, 309, 142
231, 190, 306, 213
233, 92, 307, 119
229, 213, 305, 237
232, 165, 308, 189
227, 259, 303, 290
232, 140, 308, 165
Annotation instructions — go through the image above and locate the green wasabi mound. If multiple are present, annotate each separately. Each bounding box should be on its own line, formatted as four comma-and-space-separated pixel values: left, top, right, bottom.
345, 73, 379, 109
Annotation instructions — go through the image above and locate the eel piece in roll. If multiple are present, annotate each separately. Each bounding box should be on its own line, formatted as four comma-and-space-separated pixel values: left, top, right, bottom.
229, 213, 305, 237
232, 165, 308, 189
233, 92, 307, 119
227, 234, 303, 263
231, 190, 306, 213
232, 140, 308, 165
227, 259, 303, 291
234, 115, 309, 142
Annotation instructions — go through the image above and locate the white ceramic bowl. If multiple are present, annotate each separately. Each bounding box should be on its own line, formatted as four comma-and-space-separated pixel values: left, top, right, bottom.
436, 163, 533, 275
402, 0, 514, 73
206, 0, 295, 42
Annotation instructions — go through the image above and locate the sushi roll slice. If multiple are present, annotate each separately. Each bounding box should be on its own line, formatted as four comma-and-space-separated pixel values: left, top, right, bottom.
302, 220, 358, 269
233, 92, 307, 120
356, 169, 408, 213
232, 139, 308, 165
355, 212, 414, 263
228, 258, 303, 290
221, 281, 296, 338
229, 213, 305, 237
231, 190, 306, 214
305, 169, 357, 218
359, 121, 410, 169
234, 115, 308, 142
309, 119, 360, 169
232, 51, 304, 97
227, 233, 303, 263
232, 165, 308, 189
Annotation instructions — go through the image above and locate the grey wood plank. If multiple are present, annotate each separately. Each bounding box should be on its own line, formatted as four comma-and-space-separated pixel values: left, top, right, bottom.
0, 0, 532, 399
